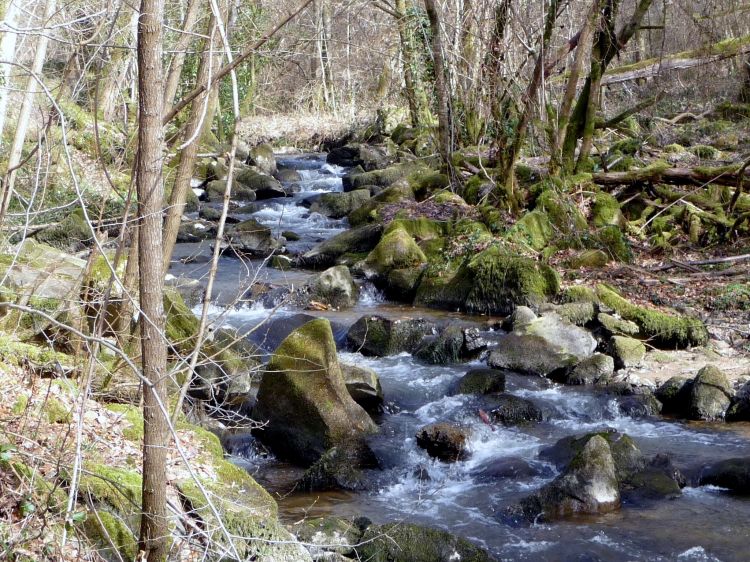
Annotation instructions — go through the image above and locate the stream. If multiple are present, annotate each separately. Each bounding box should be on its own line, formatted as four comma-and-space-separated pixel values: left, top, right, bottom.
169, 153, 750, 562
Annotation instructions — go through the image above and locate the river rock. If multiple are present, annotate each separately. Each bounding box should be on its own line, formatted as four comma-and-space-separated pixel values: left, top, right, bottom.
471, 457, 549, 482
622, 454, 684, 503
247, 143, 277, 175
341, 363, 383, 413
655, 376, 692, 416
564, 353, 615, 385
617, 393, 663, 418
235, 168, 286, 199
345, 315, 434, 356
298, 223, 384, 269
414, 324, 487, 365
290, 517, 363, 559
487, 313, 597, 377
699, 457, 750, 494
305, 265, 359, 309
309, 190, 371, 219
453, 369, 506, 395
727, 381, 750, 421
689, 365, 733, 420
504, 306, 537, 331
362, 225, 426, 278
275, 168, 302, 183
355, 521, 498, 562
415, 423, 470, 462
507, 435, 620, 523
224, 219, 280, 257
298, 440, 379, 492
553, 301, 597, 326
327, 144, 363, 167
252, 318, 377, 465
176, 219, 215, 243
486, 394, 543, 425
608, 336, 646, 369
206, 178, 256, 202
245, 313, 318, 353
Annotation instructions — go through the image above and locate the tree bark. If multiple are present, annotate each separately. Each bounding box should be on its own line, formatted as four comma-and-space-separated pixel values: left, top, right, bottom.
136, 0, 169, 558
0, 0, 56, 228
163, 0, 202, 113
0, 0, 20, 146
162, 11, 222, 272
97, 4, 138, 121
395, 0, 430, 126
424, 0, 452, 166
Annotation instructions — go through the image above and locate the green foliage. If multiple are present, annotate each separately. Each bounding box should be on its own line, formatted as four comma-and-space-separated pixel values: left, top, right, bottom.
710, 283, 750, 311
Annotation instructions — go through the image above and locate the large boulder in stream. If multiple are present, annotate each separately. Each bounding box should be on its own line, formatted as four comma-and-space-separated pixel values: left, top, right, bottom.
487, 313, 597, 377
309, 189, 371, 219
252, 318, 377, 466
727, 381, 750, 422
235, 168, 286, 199
298, 439, 379, 492
298, 223, 384, 269
224, 218, 280, 257
506, 435, 620, 523
688, 365, 733, 421
414, 246, 559, 315
341, 363, 384, 413
362, 225, 426, 278
356, 521, 498, 562
247, 143, 277, 175
699, 457, 750, 494
453, 369, 506, 395
414, 323, 487, 365
303, 265, 359, 309
345, 315, 434, 356
416, 422, 470, 462
486, 394, 543, 425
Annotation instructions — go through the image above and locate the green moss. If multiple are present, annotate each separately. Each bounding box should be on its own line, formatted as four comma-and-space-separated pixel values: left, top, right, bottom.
385, 217, 447, 241
365, 226, 426, 273
78, 464, 142, 516
33, 208, 93, 252
11, 395, 28, 415
105, 404, 144, 442
431, 190, 467, 206
596, 284, 708, 348
568, 249, 609, 269
0, 335, 72, 369
82, 509, 138, 562
348, 181, 415, 226
664, 143, 686, 154
689, 144, 722, 159
594, 225, 632, 262
507, 210, 554, 251
410, 171, 449, 198
348, 161, 426, 190
610, 138, 641, 156
43, 397, 72, 424
560, 285, 599, 304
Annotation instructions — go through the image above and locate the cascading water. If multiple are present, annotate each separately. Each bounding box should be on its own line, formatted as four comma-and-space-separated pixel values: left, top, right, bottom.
170, 153, 750, 562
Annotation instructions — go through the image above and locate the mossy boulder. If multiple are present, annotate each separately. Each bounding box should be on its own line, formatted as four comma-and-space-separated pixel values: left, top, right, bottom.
689, 365, 733, 421
487, 313, 597, 376
655, 376, 692, 416
298, 440, 379, 492
415, 246, 560, 315
345, 161, 426, 191
207, 178, 256, 202
348, 180, 415, 226
568, 249, 609, 269
553, 301, 597, 326
608, 336, 646, 369
727, 381, 750, 422
595, 284, 708, 349
225, 218, 280, 257
235, 168, 285, 199
253, 318, 377, 466
345, 315, 434, 357
507, 210, 554, 251
565, 353, 615, 385
310, 189, 371, 219
298, 223, 384, 269
594, 225, 632, 262
82, 509, 138, 562
247, 143, 277, 175
364, 226, 426, 277
356, 521, 497, 562
689, 144, 722, 160
33, 208, 93, 253
414, 323, 487, 365
453, 368, 506, 395
597, 313, 640, 337
291, 516, 362, 559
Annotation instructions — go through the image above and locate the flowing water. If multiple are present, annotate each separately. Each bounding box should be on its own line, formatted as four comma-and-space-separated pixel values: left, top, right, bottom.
170, 154, 750, 562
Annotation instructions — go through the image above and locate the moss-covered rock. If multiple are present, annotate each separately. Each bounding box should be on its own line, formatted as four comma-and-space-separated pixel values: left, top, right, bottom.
235, 168, 285, 199
341, 363, 383, 413
597, 313, 640, 337
415, 246, 560, 315
594, 225, 632, 262
82, 509, 138, 562
554, 301, 597, 326
305, 265, 359, 309
346, 161, 426, 191
348, 180, 415, 226
298, 440, 378, 492
608, 336, 646, 369
345, 315, 434, 357
247, 143, 277, 175
253, 318, 377, 466
364, 226, 426, 276
33, 208, 93, 253
655, 376, 692, 416
565, 353, 615, 385
592, 192, 626, 227
310, 189, 371, 219
595, 284, 708, 349
689, 144, 722, 160
225, 218, 280, 256
356, 521, 497, 562
414, 324, 486, 365
689, 365, 732, 421
416, 422, 470, 462
453, 368, 506, 395
698, 457, 750, 494
568, 249, 609, 269
507, 210, 554, 251
298, 223, 384, 269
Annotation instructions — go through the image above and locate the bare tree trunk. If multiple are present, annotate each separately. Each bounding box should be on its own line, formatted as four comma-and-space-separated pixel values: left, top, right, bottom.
162, 11, 222, 272
0, 0, 56, 228
738, 53, 750, 102
97, 4, 138, 121
136, 0, 169, 558
0, 0, 20, 146
424, 0, 452, 166
163, 0, 201, 112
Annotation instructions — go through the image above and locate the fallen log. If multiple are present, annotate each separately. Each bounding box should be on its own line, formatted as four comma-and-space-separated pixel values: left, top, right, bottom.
592, 164, 750, 188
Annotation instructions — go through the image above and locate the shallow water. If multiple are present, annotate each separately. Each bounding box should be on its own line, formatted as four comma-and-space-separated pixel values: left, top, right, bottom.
171, 153, 750, 562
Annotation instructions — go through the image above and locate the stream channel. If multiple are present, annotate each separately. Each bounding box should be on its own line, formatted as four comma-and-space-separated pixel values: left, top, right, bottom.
169, 153, 750, 562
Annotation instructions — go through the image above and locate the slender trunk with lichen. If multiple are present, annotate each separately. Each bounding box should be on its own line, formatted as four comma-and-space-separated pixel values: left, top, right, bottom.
163, 0, 201, 113
136, 0, 169, 557
561, 0, 654, 174
396, 0, 430, 126
424, 0, 452, 166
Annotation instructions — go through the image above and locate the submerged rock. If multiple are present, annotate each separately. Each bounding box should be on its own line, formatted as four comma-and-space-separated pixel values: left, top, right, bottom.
487, 313, 597, 376
689, 365, 733, 421
345, 315, 434, 356
453, 368, 506, 395
699, 457, 750, 494
414, 323, 487, 365
298, 440, 379, 492
486, 394, 543, 425
415, 422, 470, 462
253, 318, 377, 466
